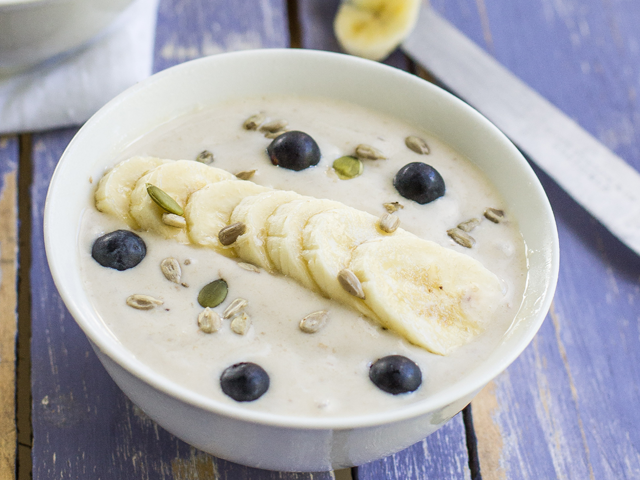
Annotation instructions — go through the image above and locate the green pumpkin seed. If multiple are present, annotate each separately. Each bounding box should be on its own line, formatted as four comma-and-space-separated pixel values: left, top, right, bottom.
198, 279, 228, 308
146, 184, 184, 216
333, 156, 364, 180
196, 150, 214, 164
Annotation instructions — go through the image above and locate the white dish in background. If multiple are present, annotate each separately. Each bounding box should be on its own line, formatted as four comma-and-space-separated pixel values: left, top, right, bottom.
0, 0, 134, 74
44, 49, 559, 471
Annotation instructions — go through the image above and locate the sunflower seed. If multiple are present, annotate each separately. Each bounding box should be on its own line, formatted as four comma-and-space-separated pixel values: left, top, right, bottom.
383, 201, 404, 213
484, 208, 505, 223
146, 183, 184, 216
160, 257, 181, 284
299, 310, 328, 334
223, 298, 248, 320
162, 213, 186, 228
198, 279, 228, 308
230, 313, 250, 335
447, 228, 475, 248
405, 136, 431, 155
355, 144, 386, 160
126, 294, 163, 310
338, 269, 365, 299
333, 156, 364, 180
218, 222, 246, 246
457, 217, 481, 232
243, 113, 265, 130
238, 262, 260, 273
235, 169, 256, 180
196, 150, 214, 164
379, 213, 400, 233
260, 119, 288, 133
198, 308, 222, 334
264, 130, 288, 139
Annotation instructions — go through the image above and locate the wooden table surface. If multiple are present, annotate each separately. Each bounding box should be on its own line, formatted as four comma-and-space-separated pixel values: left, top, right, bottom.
2, 0, 640, 478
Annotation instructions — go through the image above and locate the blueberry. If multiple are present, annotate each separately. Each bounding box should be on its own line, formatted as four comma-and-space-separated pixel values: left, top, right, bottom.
267, 131, 321, 171
369, 355, 422, 395
91, 230, 146, 271
220, 362, 270, 402
393, 162, 445, 204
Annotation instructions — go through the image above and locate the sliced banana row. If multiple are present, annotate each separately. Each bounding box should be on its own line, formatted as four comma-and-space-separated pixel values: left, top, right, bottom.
95, 157, 504, 355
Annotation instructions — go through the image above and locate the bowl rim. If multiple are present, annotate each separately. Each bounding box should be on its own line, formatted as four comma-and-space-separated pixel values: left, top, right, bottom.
44, 48, 560, 430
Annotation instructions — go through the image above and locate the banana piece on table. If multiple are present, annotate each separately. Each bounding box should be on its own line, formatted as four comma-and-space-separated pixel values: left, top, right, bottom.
230, 190, 302, 272
334, 0, 421, 61
349, 235, 504, 355
129, 160, 234, 243
266, 198, 346, 292
94, 156, 170, 229
185, 180, 271, 256
302, 207, 405, 319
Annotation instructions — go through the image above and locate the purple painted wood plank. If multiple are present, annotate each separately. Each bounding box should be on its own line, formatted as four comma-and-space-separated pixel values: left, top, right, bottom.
30, 0, 333, 478
297, 1, 472, 478
154, 0, 289, 72
356, 414, 471, 480
0, 135, 18, 480
430, 1, 640, 478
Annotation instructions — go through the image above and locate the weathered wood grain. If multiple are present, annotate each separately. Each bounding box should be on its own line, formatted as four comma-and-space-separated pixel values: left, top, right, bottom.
0, 136, 18, 480
427, 0, 640, 478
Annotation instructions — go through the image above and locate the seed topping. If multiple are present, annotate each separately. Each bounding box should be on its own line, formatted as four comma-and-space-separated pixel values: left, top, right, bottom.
126, 294, 163, 310
218, 222, 247, 246
484, 208, 505, 223
447, 228, 475, 248
457, 217, 481, 232
299, 310, 328, 334
405, 136, 431, 155
333, 156, 364, 180
198, 308, 222, 333
243, 113, 265, 130
383, 202, 404, 213
198, 279, 228, 308
195, 150, 214, 164
223, 298, 248, 320
355, 144, 386, 160
160, 257, 182, 284
235, 169, 256, 180
338, 269, 365, 299
379, 213, 400, 233
260, 119, 288, 133
230, 313, 250, 335
146, 183, 184, 216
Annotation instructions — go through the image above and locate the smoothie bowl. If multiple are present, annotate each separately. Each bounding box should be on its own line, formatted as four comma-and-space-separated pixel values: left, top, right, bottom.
44, 49, 559, 471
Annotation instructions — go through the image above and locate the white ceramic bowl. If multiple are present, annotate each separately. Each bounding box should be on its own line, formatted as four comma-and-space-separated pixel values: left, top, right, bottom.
0, 0, 134, 74
44, 49, 559, 471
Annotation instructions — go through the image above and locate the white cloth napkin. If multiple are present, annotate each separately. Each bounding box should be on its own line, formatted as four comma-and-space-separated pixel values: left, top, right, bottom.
0, 0, 159, 135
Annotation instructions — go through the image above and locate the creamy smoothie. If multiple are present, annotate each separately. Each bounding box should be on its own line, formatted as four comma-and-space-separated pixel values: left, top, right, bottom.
79, 95, 527, 418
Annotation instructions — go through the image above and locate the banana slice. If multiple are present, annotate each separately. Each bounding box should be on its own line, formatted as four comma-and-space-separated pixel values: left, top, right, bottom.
129, 160, 235, 243
94, 156, 170, 228
349, 235, 504, 355
185, 179, 271, 256
266, 198, 346, 292
230, 190, 302, 272
302, 207, 405, 319
334, 0, 421, 61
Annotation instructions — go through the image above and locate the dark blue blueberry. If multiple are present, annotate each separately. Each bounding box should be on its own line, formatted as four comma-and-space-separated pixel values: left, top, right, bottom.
393, 162, 445, 204
267, 131, 321, 171
91, 230, 146, 271
220, 362, 270, 402
369, 355, 422, 395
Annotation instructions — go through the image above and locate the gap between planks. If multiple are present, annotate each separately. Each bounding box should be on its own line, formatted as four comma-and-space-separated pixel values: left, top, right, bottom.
16, 134, 33, 480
